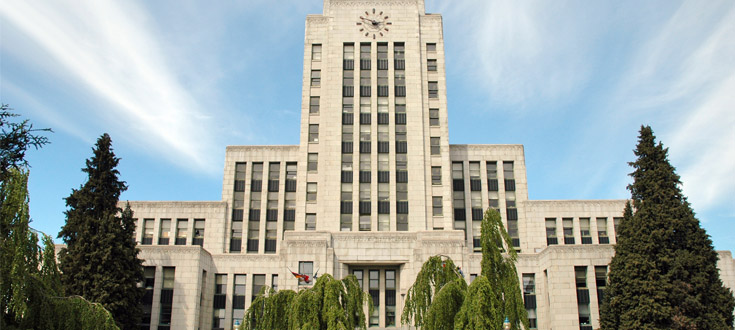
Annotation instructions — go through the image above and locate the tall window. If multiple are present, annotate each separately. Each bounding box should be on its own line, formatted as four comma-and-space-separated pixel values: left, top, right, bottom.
429, 108, 439, 126
309, 96, 320, 114
428, 81, 438, 98
213, 274, 227, 330
432, 196, 443, 216
580, 218, 592, 244
252, 275, 265, 302
233, 274, 246, 326
159, 267, 175, 329
142, 219, 154, 245
158, 219, 171, 245
307, 153, 318, 172
597, 217, 609, 244
431, 166, 442, 185
298, 262, 313, 286
174, 219, 187, 245
575, 266, 591, 328
310, 70, 320, 86
306, 183, 317, 202
385, 270, 396, 326
546, 218, 558, 245
523, 273, 537, 329
230, 219, 242, 252
563, 218, 575, 244
427, 58, 437, 71
140, 267, 155, 329
311, 44, 321, 61
308, 124, 319, 142
430, 137, 440, 155
193, 219, 205, 246
369, 270, 380, 326
595, 266, 607, 309
305, 213, 316, 231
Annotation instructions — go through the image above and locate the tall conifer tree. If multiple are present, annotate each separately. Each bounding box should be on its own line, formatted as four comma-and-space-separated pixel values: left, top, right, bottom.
58, 133, 144, 330
600, 126, 734, 329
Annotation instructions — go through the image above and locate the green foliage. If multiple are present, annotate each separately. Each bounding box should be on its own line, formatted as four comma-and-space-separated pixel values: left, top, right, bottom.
401, 255, 463, 326
479, 208, 528, 330
454, 276, 501, 330
423, 278, 466, 330
0, 169, 118, 329
600, 126, 735, 329
0, 104, 51, 182
242, 274, 371, 330
402, 209, 528, 329
58, 133, 144, 330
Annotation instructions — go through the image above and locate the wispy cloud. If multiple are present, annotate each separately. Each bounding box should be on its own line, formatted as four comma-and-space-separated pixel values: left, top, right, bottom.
0, 0, 221, 173
436, 0, 614, 110
611, 1, 735, 212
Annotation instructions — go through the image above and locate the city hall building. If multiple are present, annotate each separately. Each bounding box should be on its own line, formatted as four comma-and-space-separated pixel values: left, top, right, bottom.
128, 0, 735, 329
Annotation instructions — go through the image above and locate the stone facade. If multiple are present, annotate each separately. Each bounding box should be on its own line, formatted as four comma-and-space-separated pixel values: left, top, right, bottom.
127, 0, 735, 329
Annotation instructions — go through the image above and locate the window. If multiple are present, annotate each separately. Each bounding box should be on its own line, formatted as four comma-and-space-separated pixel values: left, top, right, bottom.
305, 213, 316, 231
430, 137, 440, 155
575, 266, 591, 326
613, 217, 622, 241
233, 274, 246, 324
311, 70, 320, 86
143, 219, 154, 245
385, 270, 396, 326
213, 274, 227, 329
432, 196, 443, 216
159, 219, 171, 245
159, 267, 175, 327
311, 44, 321, 61
503, 161, 515, 179
307, 153, 318, 172
308, 124, 319, 142
252, 274, 265, 302
369, 270, 379, 326
426, 43, 436, 52
344, 43, 354, 60
431, 166, 442, 185
193, 219, 205, 246
306, 183, 317, 202
580, 218, 592, 244
359, 215, 371, 231
309, 96, 320, 114
545, 218, 558, 245
428, 81, 438, 98
298, 261, 313, 285
427, 59, 437, 71
429, 108, 439, 126
563, 218, 574, 244
378, 214, 389, 231
597, 217, 609, 244
272, 274, 279, 291
140, 267, 155, 328
230, 220, 243, 252
175, 219, 188, 245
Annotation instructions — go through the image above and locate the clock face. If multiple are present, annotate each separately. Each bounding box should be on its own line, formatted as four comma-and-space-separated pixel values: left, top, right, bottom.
356, 8, 391, 39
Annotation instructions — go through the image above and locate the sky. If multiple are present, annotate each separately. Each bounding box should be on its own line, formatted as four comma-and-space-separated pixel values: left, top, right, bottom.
1, 0, 733, 252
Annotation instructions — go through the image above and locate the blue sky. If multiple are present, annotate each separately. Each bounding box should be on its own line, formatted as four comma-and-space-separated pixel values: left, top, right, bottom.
1, 0, 733, 252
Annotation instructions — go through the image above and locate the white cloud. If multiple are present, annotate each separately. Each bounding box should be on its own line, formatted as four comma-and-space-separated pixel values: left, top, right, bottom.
436, 0, 611, 109
611, 0, 735, 213
0, 0, 221, 173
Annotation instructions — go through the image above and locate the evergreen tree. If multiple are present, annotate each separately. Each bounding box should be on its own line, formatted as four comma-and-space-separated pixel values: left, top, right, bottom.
58, 133, 144, 330
600, 126, 735, 329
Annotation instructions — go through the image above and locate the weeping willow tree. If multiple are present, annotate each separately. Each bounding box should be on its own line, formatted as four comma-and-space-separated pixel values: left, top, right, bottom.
1, 169, 119, 330
401, 255, 464, 327
402, 208, 528, 329
241, 274, 372, 330
471, 207, 529, 330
